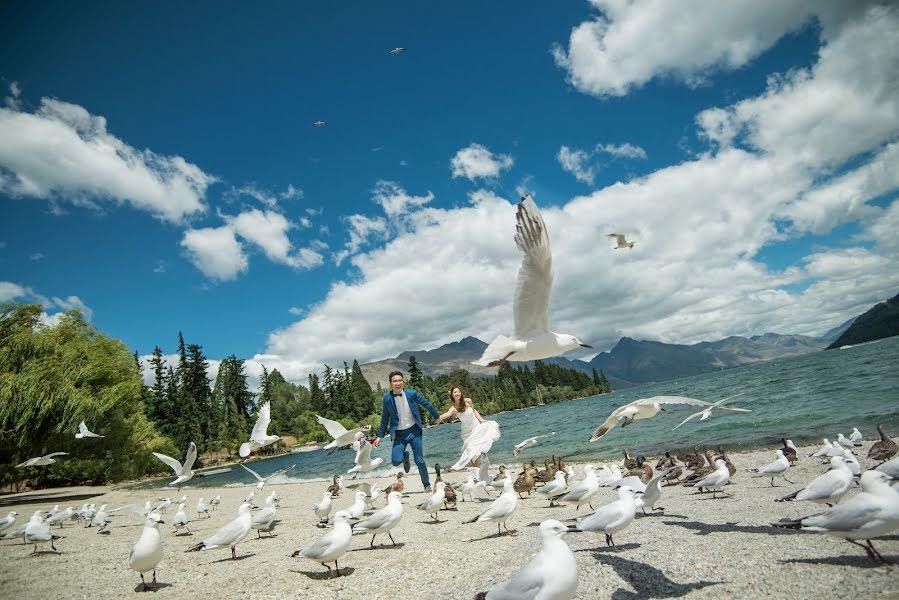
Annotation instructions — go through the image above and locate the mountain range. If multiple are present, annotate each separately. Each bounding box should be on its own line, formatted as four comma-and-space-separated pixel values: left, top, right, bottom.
826, 291, 899, 349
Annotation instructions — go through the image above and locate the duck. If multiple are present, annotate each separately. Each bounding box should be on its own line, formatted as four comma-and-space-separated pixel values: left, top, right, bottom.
622, 449, 638, 471
662, 465, 683, 486
434, 464, 456, 508
655, 452, 677, 470
326, 475, 341, 498
868, 424, 898, 464
533, 459, 556, 484
715, 447, 737, 477
780, 439, 797, 464
625, 457, 653, 483
513, 465, 537, 498
382, 472, 405, 495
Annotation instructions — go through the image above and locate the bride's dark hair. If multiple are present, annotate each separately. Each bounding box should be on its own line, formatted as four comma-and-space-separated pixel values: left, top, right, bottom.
449, 386, 467, 412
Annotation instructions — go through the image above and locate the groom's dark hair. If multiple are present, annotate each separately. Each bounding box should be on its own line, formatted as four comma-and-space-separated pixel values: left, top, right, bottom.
388, 371, 404, 382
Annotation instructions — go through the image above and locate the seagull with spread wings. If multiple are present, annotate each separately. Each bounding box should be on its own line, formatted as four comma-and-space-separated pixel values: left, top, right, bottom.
239, 402, 280, 458
607, 233, 635, 249
588, 395, 750, 442
512, 432, 556, 457
316, 414, 371, 453
152, 442, 197, 490
75, 420, 104, 439
238, 462, 296, 490
671, 393, 749, 430
473, 195, 592, 367
16, 452, 68, 468
347, 438, 384, 478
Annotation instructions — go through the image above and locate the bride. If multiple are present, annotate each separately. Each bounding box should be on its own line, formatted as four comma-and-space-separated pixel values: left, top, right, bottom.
435, 386, 500, 471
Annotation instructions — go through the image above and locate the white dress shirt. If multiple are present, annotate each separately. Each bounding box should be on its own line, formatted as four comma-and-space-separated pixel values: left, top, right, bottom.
394, 391, 416, 430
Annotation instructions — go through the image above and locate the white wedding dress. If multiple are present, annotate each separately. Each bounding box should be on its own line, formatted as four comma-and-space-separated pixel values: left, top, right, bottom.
451, 408, 500, 471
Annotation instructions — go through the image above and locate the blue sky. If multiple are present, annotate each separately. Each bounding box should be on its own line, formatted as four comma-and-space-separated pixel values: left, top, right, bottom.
2, 1, 898, 385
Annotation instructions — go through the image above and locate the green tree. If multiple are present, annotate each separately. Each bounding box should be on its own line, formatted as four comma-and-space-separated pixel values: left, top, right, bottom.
408, 355, 423, 389
349, 359, 375, 420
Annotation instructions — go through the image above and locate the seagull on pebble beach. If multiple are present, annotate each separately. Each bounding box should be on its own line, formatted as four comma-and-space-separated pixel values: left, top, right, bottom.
772, 470, 899, 563
693, 459, 732, 498
776, 456, 854, 506
293, 510, 354, 578
187, 503, 253, 560
570, 486, 638, 550
749, 449, 793, 486
472, 195, 592, 367
417, 482, 447, 522
552, 465, 600, 510
0, 511, 17, 534
196, 498, 210, 519
474, 519, 579, 600
850, 428, 864, 444
25, 511, 62, 554
210, 495, 221, 511
353, 491, 404, 547
314, 491, 333, 523
129, 513, 164, 590
465, 478, 519, 536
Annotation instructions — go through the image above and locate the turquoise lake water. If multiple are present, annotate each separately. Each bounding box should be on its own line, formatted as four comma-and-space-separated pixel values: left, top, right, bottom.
136, 335, 899, 490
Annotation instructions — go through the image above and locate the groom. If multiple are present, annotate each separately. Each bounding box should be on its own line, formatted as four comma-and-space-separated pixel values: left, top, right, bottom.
371, 371, 440, 491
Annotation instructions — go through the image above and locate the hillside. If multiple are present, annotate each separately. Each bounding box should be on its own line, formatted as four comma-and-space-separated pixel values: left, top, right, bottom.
826, 292, 899, 349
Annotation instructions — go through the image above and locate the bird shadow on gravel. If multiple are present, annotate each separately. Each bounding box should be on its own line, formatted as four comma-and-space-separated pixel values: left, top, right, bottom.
350, 542, 406, 551
466, 530, 520, 542
575, 542, 641, 553
289, 567, 355, 580
661, 520, 795, 536
780, 554, 897, 569
595, 554, 723, 600
207, 553, 257, 563
132, 582, 173, 593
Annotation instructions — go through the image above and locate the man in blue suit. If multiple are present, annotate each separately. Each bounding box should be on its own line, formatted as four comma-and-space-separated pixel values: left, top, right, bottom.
371, 370, 440, 491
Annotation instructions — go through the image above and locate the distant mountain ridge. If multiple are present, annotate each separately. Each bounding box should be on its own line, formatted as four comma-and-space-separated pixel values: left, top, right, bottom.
826, 292, 899, 349
359, 331, 828, 390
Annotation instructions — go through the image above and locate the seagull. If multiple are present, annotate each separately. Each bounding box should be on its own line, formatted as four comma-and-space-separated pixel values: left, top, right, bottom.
251, 496, 277, 538
348, 438, 384, 477
90, 505, 111, 532
187, 503, 253, 560
210, 495, 221, 511
152, 442, 197, 490
345, 481, 380, 508
692, 459, 731, 498
75, 420, 103, 439
25, 511, 61, 554
842, 448, 862, 476
344, 490, 368, 521
772, 470, 899, 563
45, 507, 74, 527
875, 456, 899, 482
388, 47, 406, 55
316, 415, 371, 453
849, 428, 864, 444
172, 503, 191, 535
238, 462, 295, 490
239, 402, 280, 458
537, 471, 569, 507
474, 519, 578, 600
417, 482, 447, 521
776, 456, 854, 505
292, 510, 354, 578
810, 439, 833, 458
671, 393, 749, 430
196, 498, 210, 519
129, 513, 164, 590
571, 486, 638, 549
552, 465, 600, 510
512, 432, 556, 457
837, 433, 857, 448
353, 491, 404, 547
465, 478, 519, 536
0, 511, 17, 535
607, 233, 635, 249
16, 452, 68, 468
588, 395, 749, 442
632, 468, 676, 514
749, 449, 793, 486
473, 195, 592, 367
314, 491, 333, 523
312, 120, 327, 126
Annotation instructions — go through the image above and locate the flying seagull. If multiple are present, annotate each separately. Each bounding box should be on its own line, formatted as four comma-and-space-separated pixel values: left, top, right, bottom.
152, 442, 197, 490
75, 421, 104, 439
16, 452, 68, 468
607, 233, 635, 249
239, 402, 280, 458
316, 415, 371, 453
238, 462, 296, 490
473, 195, 592, 367
671, 393, 749, 430
312, 120, 327, 127
388, 47, 406, 55
512, 432, 556, 457
588, 395, 750, 442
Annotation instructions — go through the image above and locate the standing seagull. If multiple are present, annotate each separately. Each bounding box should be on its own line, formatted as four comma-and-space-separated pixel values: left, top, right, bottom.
571, 486, 638, 549
16, 452, 68, 468
152, 442, 197, 490
25, 511, 61, 554
749, 450, 793, 487
475, 519, 578, 600
293, 510, 353, 577
75, 420, 104, 439
588, 395, 749, 442
776, 456, 854, 506
849, 428, 864, 444
129, 513, 164, 590
239, 402, 280, 458
353, 491, 404, 547
417, 482, 447, 522
465, 478, 519, 536
607, 233, 635, 249
473, 195, 592, 367
692, 459, 732, 498
187, 503, 253, 560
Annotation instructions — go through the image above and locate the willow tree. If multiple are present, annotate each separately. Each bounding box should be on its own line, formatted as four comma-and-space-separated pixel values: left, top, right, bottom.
0, 304, 172, 487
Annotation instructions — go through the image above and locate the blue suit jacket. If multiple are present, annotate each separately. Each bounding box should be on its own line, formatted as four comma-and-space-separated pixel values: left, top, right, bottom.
378, 388, 440, 439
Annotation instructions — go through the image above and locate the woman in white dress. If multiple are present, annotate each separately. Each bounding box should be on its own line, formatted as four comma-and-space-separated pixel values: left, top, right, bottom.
435, 387, 500, 471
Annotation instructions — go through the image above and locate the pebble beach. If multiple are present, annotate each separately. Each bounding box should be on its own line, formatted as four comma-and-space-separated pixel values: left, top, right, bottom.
1, 440, 897, 600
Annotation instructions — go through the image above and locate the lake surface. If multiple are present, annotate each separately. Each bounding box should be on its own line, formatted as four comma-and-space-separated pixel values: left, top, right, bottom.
137, 335, 899, 489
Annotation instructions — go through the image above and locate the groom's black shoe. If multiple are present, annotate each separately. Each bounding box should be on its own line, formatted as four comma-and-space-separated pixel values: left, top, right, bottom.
403, 451, 411, 473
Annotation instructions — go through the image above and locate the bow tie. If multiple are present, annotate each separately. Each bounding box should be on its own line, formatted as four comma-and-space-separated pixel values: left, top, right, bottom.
393, 392, 403, 397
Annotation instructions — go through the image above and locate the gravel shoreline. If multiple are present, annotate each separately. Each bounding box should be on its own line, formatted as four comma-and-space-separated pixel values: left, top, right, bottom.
1, 440, 897, 599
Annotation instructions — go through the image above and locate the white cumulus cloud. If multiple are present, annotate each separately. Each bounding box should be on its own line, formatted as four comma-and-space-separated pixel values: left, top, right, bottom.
180, 226, 248, 282
450, 143, 514, 180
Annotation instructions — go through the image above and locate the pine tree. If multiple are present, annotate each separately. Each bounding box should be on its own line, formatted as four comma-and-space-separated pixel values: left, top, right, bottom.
147, 346, 167, 425
181, 343, 210, 452
408, 355, 423, 389
349, 360, 374, 419
309, 373, 325, 413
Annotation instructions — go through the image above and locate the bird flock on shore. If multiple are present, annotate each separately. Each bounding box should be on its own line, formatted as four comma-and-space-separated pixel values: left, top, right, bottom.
4, 196, 898, 598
